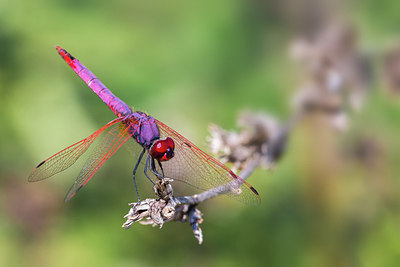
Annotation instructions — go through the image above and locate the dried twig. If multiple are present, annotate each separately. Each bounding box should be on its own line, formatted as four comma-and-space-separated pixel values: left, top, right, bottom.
123, 111, 288, 243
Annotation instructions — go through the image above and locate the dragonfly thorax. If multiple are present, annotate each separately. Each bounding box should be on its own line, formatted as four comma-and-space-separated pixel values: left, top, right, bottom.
127, 112, 160, 148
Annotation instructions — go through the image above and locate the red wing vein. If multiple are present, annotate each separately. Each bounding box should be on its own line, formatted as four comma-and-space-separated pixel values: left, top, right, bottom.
64, 121, 132, 201
28, 117, 125, 182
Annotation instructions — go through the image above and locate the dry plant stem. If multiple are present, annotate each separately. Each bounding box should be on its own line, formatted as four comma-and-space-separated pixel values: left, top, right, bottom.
174, 154, 262, 205
123, 155, 261, 227
172, 204, 204, 244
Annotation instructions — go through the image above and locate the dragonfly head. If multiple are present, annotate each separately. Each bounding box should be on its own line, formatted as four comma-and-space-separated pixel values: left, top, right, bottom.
150, 137, 175, 161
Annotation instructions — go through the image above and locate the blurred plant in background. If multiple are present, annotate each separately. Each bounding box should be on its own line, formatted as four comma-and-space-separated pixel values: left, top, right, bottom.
1, 0, 400, 266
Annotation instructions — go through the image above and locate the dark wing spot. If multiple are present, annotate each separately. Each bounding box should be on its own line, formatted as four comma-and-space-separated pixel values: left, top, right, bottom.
36, 160, 46, 168
250, 186, 259, 196
229, 170, 237, 179
76, 185, 83, 193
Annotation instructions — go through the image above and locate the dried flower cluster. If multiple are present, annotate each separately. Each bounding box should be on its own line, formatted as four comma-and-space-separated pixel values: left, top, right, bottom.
123, 178, 205, 244
208, 112, 289, 170
383, 45, 400, 95
291, 22, 372, 131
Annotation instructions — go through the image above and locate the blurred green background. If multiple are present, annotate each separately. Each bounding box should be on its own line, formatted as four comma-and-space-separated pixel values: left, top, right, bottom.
1, 0, 400, 266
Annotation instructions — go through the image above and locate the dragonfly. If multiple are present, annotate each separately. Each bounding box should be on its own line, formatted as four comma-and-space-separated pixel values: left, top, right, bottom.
28, 46, 260, 205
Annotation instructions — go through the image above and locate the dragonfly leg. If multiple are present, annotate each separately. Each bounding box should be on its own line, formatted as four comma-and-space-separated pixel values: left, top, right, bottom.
133, 148, 146, 202
150, 157, 165, 181
157, 160, 165, 178
144, 153, 156, 185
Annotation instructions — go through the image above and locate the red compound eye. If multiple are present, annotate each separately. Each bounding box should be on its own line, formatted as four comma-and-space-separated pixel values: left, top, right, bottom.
150, 137, 175, 161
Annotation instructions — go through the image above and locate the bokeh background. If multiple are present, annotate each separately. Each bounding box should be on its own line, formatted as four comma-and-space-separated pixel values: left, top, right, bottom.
1, 0, 400, 266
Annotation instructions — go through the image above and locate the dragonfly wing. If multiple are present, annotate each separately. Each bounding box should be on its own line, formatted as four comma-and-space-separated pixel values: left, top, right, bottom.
64, 119, 134, 201
28, 117, 125, 182
154, 119, 260, 206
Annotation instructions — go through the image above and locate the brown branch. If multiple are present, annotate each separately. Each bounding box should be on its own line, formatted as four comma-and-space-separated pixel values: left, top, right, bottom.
122, 113, 287, 244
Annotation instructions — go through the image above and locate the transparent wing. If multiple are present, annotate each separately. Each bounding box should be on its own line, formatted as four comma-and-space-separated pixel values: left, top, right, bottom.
64, 119, 134, 201
28, 117, 125, 182
154, 119, 260, 206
